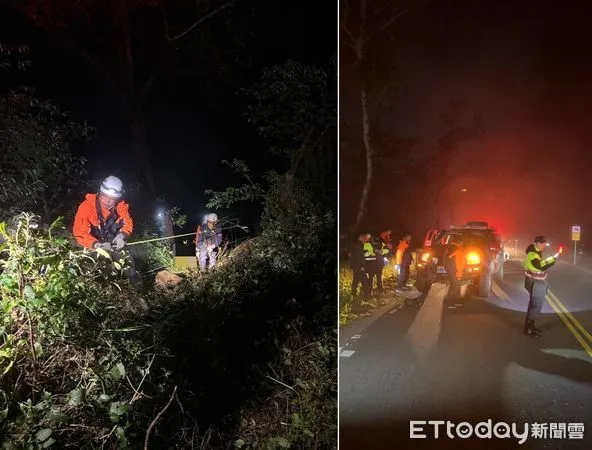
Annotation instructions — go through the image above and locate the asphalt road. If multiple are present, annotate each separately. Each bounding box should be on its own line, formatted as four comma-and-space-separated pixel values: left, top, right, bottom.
339, 259, 592, 450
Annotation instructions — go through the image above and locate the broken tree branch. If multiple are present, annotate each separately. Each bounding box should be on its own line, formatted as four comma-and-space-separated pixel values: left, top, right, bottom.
342, 0, 358, 46
375, 0, 435, 34
166, 0, 233, 42
144, 385, 178, 450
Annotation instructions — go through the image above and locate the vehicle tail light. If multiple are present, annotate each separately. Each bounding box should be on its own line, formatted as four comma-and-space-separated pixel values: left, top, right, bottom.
466, 251, 481, 265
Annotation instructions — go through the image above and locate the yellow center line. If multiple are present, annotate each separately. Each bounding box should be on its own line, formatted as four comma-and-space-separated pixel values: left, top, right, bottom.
547, 290, 592, 344
545, 294, 592, 359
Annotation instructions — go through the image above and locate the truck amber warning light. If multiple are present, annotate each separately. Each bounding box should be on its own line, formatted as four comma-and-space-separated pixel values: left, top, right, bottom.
466, 251, 481, 265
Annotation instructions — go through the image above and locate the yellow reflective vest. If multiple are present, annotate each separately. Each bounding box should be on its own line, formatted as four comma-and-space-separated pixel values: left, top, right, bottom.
363, 242, 377, 261
524, 245, 556, 281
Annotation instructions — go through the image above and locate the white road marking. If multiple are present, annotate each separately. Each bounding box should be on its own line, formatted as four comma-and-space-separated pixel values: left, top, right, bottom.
388, 304, 403, 314
492, 281, 513, 304
340, 350, 356, 358
351, 334, 362, 340
405, 283, 446, 358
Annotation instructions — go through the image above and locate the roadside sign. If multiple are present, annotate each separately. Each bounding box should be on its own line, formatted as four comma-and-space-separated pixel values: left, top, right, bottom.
572, 225, 581, 241
572, 226, 581, 265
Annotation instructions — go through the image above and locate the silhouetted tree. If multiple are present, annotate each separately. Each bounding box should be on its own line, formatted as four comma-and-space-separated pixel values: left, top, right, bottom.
341, 0, 434, 231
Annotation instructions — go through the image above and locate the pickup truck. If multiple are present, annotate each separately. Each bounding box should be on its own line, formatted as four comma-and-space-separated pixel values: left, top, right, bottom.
415, 221, 505, 298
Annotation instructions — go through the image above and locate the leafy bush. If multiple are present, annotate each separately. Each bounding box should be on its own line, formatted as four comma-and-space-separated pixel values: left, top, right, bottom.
0, 213, 156, 448
146, 215, 336, 448
195, 59, 337, 447
339, 262, 409, 326
0, 210, 336, 449
339, 267, 355, 326
243, 59, 336, 208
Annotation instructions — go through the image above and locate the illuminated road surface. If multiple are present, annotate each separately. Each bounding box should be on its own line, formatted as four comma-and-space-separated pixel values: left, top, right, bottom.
339, 260, 592, 450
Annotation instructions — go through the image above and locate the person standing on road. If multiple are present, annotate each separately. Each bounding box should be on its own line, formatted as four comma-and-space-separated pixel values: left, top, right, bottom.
363, 234, 380, 295
445, 234, 466, 305
350, 232, 371, 304
379, 229, 394, 280
395, 232, 413, 290
523, 236, 561, 337
369, 234, 390, 294
380, 229, 394, 255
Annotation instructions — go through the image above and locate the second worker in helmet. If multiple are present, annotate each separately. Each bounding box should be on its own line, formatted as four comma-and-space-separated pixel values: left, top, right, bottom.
195, 213, 222, 270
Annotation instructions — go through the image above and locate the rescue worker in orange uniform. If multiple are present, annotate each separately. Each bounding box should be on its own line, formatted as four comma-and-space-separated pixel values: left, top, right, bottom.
395, 232, 413, 290
73, 175, 138, 286
445, 235, 466, 305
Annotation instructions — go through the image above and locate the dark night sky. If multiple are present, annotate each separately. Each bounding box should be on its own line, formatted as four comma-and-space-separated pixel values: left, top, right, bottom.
341, 0, 592, 247
0, 0, 336, 243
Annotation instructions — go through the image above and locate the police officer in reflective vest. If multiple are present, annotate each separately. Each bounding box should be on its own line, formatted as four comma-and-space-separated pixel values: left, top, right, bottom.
369, 234, 390, 294
363, 235, 379, 296
350, 232, 371, 303
73, 175, 139, 286
523, 236, 560, 337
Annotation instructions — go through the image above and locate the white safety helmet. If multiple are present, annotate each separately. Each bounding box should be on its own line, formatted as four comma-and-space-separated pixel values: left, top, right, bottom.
206, 213, 218, 223
99, 175, 124, 199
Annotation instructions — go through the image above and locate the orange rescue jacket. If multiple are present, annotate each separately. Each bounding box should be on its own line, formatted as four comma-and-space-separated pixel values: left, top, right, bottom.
395, 239, 409, 265
73, 193, 134, 249
448, 246, 466, 278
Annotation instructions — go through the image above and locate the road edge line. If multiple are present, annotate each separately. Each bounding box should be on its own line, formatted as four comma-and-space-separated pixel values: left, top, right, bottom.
557, 259, 592, 275
339, 297, 404, 343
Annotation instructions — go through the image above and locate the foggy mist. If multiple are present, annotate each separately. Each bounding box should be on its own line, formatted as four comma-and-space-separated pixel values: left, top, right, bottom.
340, 0, 592, 251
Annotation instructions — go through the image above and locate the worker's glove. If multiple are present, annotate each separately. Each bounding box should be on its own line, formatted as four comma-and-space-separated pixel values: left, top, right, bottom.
94, 242, 112, 252
112, 233, 126, 251
553, 252, 560, 259
394, 264, 401, 274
